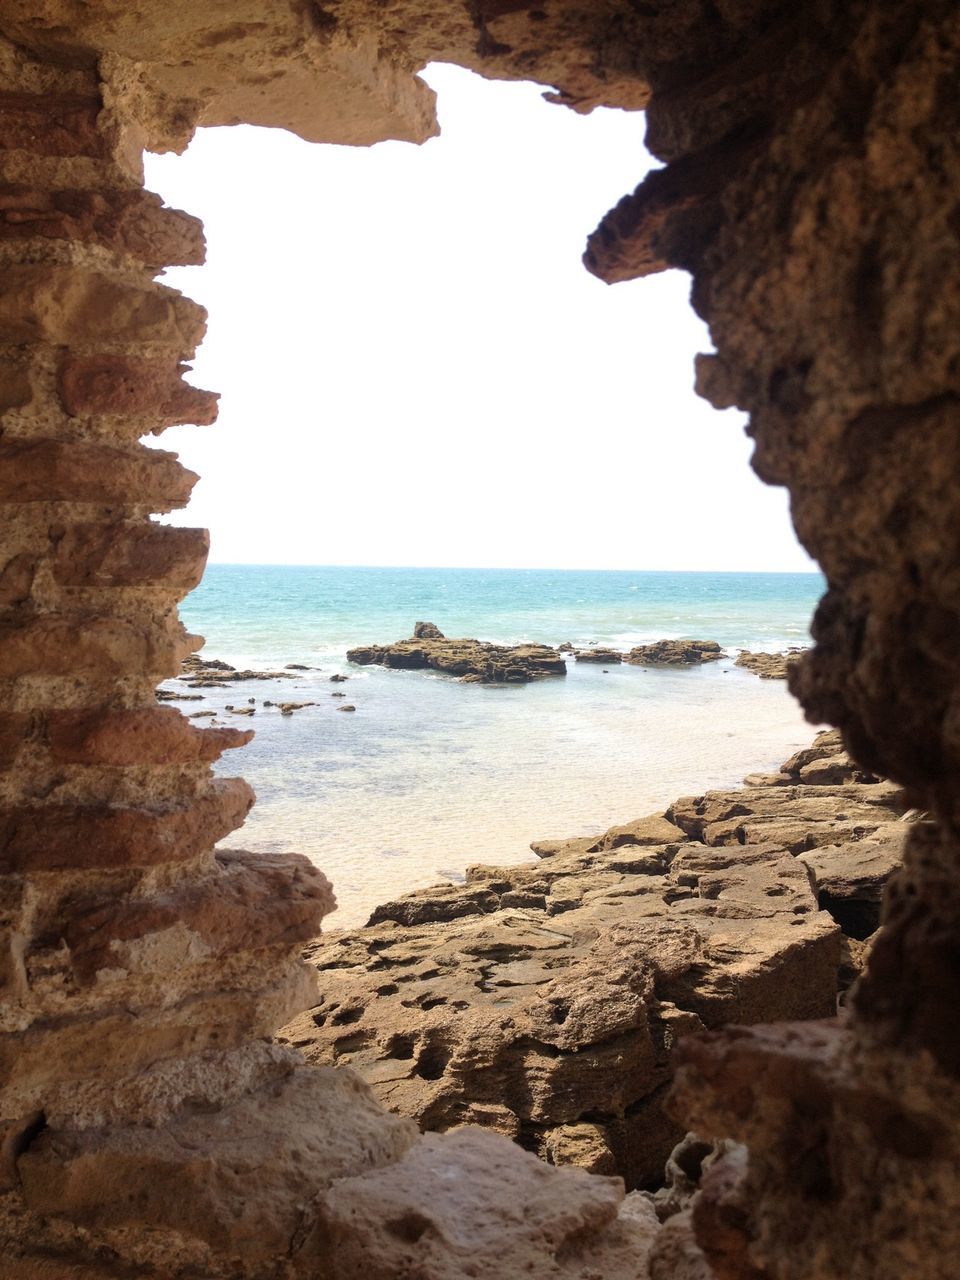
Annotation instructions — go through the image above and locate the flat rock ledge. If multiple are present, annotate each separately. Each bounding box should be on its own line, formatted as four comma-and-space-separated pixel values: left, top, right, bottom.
735, 648, 806, 679
347, 622, 566, 684
282, 730, 911, 1189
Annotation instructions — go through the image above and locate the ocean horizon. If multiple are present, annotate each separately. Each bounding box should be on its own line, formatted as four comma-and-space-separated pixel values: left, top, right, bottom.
172, 564, 825, 925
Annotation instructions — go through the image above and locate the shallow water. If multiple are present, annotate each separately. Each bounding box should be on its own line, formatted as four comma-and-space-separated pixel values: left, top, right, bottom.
172, 565, 824, 926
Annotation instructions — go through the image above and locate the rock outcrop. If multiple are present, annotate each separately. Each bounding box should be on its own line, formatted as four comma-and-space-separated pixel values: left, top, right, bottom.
625, 640, 724, 667
283, 736, 907, 1188
735, 649, 805, 680
347, 627, 567, 684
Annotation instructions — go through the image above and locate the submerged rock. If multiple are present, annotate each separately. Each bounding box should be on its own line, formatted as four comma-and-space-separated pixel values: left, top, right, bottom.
347, 625, 566, 685
625, 640, 724, 667
282, 735, 906, 1190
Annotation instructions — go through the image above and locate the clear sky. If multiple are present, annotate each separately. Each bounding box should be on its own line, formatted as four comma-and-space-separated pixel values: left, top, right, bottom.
144, 63, 815, 573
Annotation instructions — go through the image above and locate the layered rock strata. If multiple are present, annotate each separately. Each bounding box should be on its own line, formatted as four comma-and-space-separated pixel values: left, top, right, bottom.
283, 733, 907, 1188
347, 625, 566, 683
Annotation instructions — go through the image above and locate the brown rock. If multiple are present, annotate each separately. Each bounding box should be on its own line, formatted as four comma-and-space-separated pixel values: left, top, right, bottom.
59, 354, 218, 426
348, 626, 566, 684
18, 1067, 416, 1261
0, 266, 206, 348
413, 620, 445, 639
51, 523, 209, 590
47, 706, 251, 765
734, 649, 805, 680
575, 648, 623, 663
0, 189, 205, 269
0, 440, 197, 509
625, 640, 724, 667
0, 90, 104, 157
0, 779, 254, 873
64, 849, 335, 983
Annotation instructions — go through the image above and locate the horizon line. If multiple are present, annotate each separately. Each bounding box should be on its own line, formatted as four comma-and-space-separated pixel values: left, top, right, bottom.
201, 560, 823, 576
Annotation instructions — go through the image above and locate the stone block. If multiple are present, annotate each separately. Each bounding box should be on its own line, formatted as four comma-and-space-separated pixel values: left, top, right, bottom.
0, 614, 184, 680
0, 778, 254, 873
0, 266, 205, 348
47, 706, 249, 765
51, 523, 209, 589
0, 188, 204, 268
0, 91, 104, 157
2, 962, 320, 1100
0, 440, 197, 508
63, 849, 334, 983
58, 354, 217, 425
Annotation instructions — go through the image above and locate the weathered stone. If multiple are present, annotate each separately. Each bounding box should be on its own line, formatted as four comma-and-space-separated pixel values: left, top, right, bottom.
575, 648, 623, 663
51, 523, 209, 589
0, 267, 206, 349
0, 779, 253, 872
0, 188, 204, 268
0, 91, 104, 157
0, 615, 185, 680
18, 1067, 416, 1260
799, 826, 908, 940
0, 440, 197, 509
61, 850, 330, 986
58, 354, 217, 426
735, 650, 805, 680
313, 1127, 659, 1279
47, 706, 250, 765
625, 640, 724, 667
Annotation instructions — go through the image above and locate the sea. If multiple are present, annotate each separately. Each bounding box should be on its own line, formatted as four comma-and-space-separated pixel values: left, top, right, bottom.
169, 565, 825, 927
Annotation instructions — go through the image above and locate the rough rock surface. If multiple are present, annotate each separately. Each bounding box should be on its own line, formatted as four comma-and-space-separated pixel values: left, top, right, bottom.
347, 626, 566, 684
625, 640, 724, 667
283, 738, 906, 1188
735, 650, 805, 680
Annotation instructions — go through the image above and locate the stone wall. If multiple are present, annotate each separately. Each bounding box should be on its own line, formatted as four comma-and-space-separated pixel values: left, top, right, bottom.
0, 1, 958, 1277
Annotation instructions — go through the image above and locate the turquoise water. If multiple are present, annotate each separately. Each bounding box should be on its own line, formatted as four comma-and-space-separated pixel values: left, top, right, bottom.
173, 565, 825, 925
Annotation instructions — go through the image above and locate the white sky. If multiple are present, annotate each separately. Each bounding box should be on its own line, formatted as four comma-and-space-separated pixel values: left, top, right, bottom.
145, 63, 814, 573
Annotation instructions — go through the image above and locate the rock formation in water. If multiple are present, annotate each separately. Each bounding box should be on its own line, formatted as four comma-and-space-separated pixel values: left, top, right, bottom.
625, 640, 725, 666
347, 626, 567, 683
735, 649, 805, 680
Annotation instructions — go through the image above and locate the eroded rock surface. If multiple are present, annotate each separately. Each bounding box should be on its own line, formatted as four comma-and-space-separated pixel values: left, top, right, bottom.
347, 626, 566, 684
283, 737, 906, 1188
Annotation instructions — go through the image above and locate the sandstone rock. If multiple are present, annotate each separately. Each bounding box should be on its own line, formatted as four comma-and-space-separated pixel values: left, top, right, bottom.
314, 1127, 660, 1280
575, 648, 623, 663
18, 1067, 416, 1262
413, 620, 444, 639
735, 649, 805, 680
348, 626, 566, 684
625, 640, 724, 667
799, 825, 909, 939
